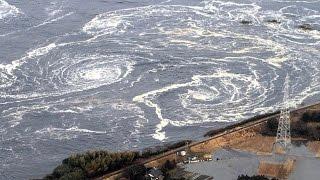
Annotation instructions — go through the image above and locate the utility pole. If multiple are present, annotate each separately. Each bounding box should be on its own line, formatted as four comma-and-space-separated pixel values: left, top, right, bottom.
275, 74, 291, 152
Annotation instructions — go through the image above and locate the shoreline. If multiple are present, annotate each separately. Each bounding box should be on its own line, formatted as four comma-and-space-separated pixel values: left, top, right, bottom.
98, 101, 320, 180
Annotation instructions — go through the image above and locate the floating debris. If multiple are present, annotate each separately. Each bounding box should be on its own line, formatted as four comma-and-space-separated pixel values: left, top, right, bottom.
240, 20, 252, 25
298, 24, 313, 31
266, 19, 281, 24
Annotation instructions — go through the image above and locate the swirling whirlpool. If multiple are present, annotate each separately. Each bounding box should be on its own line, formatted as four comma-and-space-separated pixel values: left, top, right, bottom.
0, 45, 134, 99
0, 0, 320, 179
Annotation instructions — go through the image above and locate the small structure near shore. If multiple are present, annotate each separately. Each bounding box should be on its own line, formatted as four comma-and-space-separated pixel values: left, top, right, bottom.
183, 153, 213, 164
94, 103, 320, 180
186, 155, 200, 163
203, 154, 212, 161
146, 168, 164, 180
177, 150, 186, 156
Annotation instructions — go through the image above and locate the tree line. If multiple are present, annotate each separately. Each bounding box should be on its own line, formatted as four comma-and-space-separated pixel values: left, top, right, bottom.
262, 111, 320, 140
45, 140, 191, 179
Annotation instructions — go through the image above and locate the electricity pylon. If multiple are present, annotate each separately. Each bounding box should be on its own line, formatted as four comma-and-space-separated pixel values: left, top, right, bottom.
275, 74, 291, 152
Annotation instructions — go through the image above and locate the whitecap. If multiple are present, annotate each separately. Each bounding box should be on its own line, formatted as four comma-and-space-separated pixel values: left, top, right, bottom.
0, 0, 21, 19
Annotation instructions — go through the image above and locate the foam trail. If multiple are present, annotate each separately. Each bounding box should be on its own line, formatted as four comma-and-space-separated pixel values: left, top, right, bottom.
0, 43, 56, 75
133, 80, 198, 141
33, 12, 74, 28
66, 126, 106, 134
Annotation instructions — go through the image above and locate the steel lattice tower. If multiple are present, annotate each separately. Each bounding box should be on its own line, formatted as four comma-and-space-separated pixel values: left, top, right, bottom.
275, 74, 291, 150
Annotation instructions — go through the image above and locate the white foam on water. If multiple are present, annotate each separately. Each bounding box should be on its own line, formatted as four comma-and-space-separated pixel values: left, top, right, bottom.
66, 126, 106, 134
78, 0, 319, 141
0, 43, 57, 94
133, 55, 285, 141
61, 54, 135, 91
83, 15, 125, 35
1, 0, 319, 156
274, 0, 320, 2
0, 42, 135, 100
82, 5, 209, 37
34, 126, 77, 140
81, 1, 290, 70
27, 43, 57, 59
45, 1, 63, 17
133, 80, 197, 141
110, 101, 148, 139
0, 0, 21, 19
49, 109, 78, 114
0, 43, 56, 76
32, 12, 74, 28
81, 68, 110, 80
33, 125, 106, 140
188, 88, 219, 101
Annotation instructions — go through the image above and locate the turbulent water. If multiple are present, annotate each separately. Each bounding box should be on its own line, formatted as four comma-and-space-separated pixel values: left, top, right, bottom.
0, 0, 319, 178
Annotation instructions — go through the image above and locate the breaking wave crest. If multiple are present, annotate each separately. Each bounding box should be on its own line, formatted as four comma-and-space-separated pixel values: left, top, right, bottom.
0, 0, 21, 19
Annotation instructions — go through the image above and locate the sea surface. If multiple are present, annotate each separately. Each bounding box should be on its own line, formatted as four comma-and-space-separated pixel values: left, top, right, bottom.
0, 0, 319, 179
